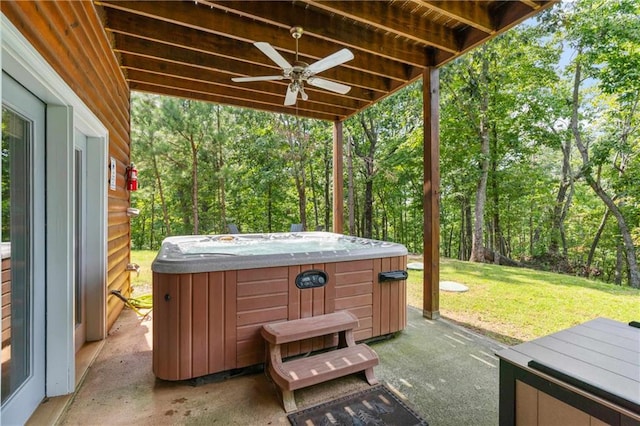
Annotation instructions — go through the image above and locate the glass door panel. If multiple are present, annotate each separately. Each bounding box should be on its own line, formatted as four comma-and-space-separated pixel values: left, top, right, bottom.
1, 107, 31, 402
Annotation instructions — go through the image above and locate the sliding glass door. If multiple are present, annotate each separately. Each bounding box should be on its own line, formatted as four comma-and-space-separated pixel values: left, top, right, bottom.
1, 73, 46, 425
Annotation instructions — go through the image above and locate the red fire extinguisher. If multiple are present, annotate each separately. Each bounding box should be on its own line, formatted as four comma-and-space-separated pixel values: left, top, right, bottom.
126, 163, 138, 191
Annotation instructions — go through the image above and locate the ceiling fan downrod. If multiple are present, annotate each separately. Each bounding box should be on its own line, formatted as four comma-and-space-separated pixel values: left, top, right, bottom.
290, 26, 303, 62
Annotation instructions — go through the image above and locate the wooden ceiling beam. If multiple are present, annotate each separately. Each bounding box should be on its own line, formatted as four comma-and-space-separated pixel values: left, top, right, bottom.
201, 0, 438, 65
487, 0, 557, 45
418, 1, 494, 34
440, 1, 558, 65
121, 54, 369, 111
298, 0, 460, 54
518, 0, 545, 10
110, 32, 382, 104
130, 82, 343, 121
103, 9, 391, 95
97, 0, 416, 81
94, 0, 557, 119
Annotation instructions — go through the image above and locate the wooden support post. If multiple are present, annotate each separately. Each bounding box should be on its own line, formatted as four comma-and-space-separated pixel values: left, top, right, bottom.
423, 67, 440, 319
333, 120, 344, 234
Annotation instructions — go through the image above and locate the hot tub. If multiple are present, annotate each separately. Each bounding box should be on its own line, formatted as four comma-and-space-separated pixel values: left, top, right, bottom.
151, 232, 408, 380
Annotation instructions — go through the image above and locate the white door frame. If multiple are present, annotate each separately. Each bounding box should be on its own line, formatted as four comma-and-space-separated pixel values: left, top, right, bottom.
74, 133, 88, 353
1, 14, 109, 399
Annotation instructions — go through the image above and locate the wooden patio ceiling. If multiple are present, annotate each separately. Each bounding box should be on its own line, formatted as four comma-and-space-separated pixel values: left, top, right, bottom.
95, 0, 556, 121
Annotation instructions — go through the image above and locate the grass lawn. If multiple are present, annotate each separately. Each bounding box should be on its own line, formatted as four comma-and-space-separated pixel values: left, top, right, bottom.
408, 258, 640, 345
131, 250, 639, 345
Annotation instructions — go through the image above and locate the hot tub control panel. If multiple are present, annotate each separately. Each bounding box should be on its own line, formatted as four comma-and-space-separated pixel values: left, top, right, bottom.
295, 269, 328, 289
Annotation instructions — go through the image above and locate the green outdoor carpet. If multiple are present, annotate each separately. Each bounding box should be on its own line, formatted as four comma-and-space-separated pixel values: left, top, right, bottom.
288, 384, 428, 426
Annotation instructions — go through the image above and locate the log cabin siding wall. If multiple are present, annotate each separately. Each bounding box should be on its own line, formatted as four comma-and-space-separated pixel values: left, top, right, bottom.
2, 1, 132, 331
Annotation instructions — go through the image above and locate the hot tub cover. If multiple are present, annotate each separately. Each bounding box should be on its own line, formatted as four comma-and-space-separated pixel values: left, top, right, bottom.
151, 232, 408, 274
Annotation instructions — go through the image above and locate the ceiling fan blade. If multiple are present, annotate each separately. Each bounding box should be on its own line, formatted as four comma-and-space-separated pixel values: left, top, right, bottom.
307, 77, 352, 95
307, 48, 354, 74
284, 84, 299, 106
232, 75, 284, 82
254, 42, 292, 70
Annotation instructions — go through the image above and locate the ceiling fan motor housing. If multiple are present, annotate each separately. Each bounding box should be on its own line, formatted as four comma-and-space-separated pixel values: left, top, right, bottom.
288, 62, 310, 81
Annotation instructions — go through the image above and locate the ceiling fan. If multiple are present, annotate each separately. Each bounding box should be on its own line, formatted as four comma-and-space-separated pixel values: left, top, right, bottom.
232, 26, 354, 106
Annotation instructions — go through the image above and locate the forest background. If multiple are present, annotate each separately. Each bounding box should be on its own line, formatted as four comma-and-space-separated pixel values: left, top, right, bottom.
129, 0, 639, 288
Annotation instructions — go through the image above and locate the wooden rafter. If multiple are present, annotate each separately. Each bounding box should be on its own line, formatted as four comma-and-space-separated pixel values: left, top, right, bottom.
264, 0, 461, 53
94, 0, 556, 120
104, 10, 391, 95
418, 1, 494, 33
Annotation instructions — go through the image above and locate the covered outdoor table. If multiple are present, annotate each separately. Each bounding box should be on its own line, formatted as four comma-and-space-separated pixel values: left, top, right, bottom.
496, 317, 640, 425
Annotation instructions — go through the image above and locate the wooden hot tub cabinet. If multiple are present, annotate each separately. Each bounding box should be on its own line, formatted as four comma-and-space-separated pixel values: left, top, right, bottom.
152, 233, 407, 381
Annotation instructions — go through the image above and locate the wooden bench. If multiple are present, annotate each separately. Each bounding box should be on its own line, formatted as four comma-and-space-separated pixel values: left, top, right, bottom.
261, 310, 379, 412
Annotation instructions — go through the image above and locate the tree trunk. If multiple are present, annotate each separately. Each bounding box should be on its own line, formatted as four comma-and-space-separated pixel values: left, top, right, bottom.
323, 138, 331, 231
296, 174, 307, 230
379, 196, 388, 240
363, 179, 373, 239
354, 190, 361, 236
469, 54, 490, 263
282, 116, 307, 230
216, 106, 226, 232
571, 59, 639, 288
549, 131, 573, 256
529, 211, 533, 257
267, 183, 273, 233
152, 154, 171, 236
461, 196, 472, 260
267, 182, 273, 232
400, 199, 406, 247
293, 159, 307, 231
347, 136, 355, 235
490, 128, 507, 257
586, 207, 609, 277
149, 189, 155, 250
459, 197, 466, 260
357, 113, 378, 239
190, 135, 199, 234
614, 239, 624, 285
309, 161, 319, 227
559, 182, 573, 258
483, 247, 522, 267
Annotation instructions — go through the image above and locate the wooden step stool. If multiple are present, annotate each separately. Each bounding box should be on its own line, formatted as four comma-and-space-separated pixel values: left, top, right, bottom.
261, 310, 379, 412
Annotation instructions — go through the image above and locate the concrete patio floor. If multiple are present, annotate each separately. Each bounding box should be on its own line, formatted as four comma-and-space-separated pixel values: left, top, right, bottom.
46, 306, 506, 425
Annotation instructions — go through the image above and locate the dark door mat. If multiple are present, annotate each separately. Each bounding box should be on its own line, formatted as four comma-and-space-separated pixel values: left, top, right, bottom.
288, 384, 428, 425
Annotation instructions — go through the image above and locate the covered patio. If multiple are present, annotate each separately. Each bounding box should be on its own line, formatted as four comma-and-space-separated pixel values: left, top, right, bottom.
35, 305, 506, 425
1, 1, 556, 424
